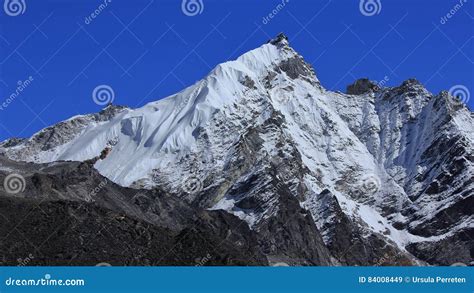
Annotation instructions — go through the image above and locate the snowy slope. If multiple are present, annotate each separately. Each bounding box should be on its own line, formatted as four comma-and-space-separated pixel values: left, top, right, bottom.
1, 33, 472, 265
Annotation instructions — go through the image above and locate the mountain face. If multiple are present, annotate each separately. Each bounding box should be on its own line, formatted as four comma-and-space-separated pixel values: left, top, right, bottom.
0, 156, 270, 265
1, 33, 472, 266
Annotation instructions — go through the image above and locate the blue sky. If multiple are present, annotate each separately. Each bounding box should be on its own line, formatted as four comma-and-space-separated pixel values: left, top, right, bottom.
0, 0, 473, 141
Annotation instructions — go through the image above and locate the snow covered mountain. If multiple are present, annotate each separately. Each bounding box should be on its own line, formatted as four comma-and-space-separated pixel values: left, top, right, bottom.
1, 33, 472, 265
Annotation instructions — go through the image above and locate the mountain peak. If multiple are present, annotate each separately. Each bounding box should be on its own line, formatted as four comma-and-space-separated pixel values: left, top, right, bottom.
1, 35, 472, 267
346, 78, 380, 95
268, 33, 289, 47
401, 78, 422, 87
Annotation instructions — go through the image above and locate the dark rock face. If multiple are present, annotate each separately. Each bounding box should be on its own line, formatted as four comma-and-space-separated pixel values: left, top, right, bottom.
276, 57, 314, 80
240, 75, 257, 89
0, 147, 338, 266
0, 157, 267, 266
346, 78, 379, 95
95, 105, 128, 121
406, 228, 474, 266
311, 190, 414, 266
408, 196, 474, 237
182, 108, 336, 266
0, 197, 265, 266
268, 33, 289, 46
257, 184, 333, 266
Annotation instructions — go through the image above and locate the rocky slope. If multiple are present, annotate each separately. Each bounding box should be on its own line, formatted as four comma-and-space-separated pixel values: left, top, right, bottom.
1, 33, 472, 266
0, 156, 270, 266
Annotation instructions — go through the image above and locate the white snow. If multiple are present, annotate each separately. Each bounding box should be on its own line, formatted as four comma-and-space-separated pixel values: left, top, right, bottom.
1, 37, 472, 258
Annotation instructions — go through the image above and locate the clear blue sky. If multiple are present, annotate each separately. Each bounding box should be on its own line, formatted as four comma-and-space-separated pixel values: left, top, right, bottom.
0, 0, 473, 141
